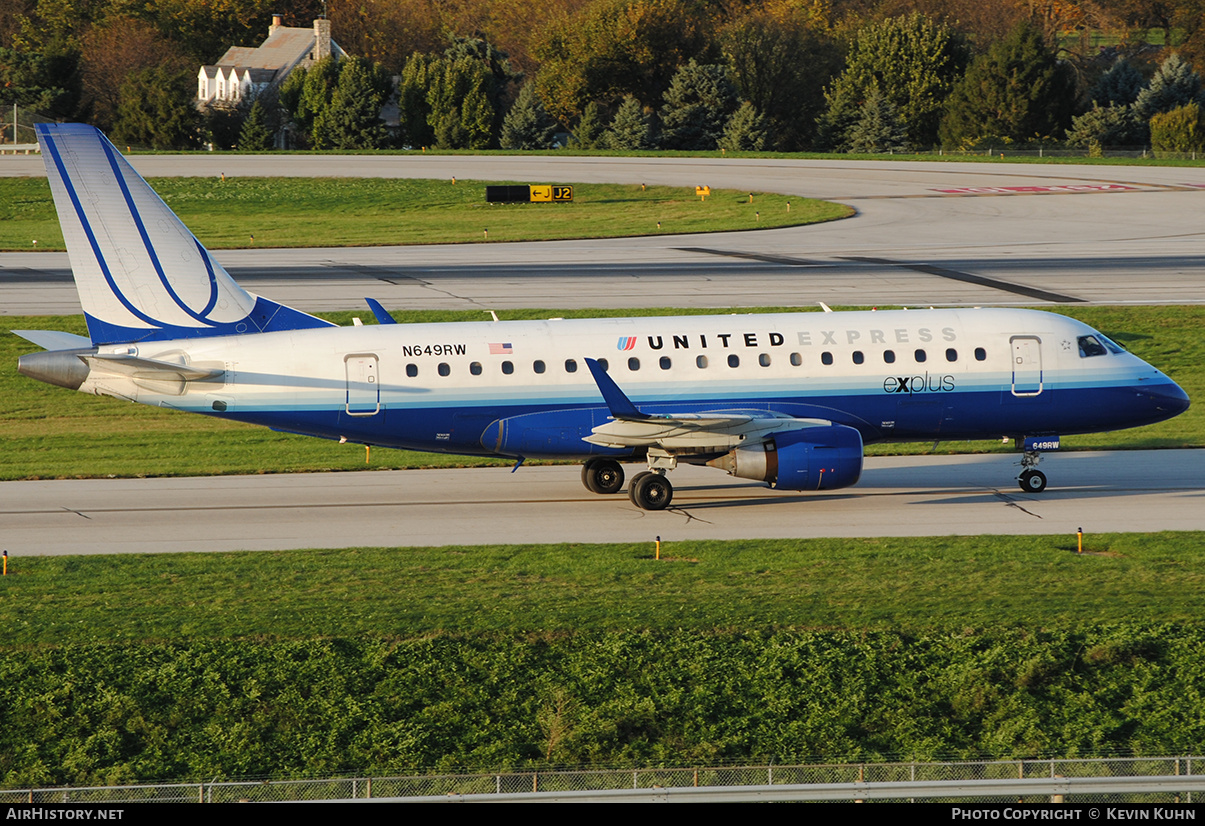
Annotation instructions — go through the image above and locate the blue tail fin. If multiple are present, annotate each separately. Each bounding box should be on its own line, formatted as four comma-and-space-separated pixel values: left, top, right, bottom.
37, 123, 333, 345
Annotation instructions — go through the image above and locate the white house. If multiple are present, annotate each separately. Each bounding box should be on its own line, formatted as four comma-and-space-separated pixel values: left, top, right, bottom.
197, 16, 344, 106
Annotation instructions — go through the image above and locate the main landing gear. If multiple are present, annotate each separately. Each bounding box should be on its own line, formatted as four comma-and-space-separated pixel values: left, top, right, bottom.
627, 471, 673, 510
580, 458, 674, 510
1017, 450, 1048, 493
581, 457, 625, 494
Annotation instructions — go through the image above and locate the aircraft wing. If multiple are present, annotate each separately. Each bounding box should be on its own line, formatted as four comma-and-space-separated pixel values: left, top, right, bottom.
584, 411, 831, 449
582, 358, 830, 450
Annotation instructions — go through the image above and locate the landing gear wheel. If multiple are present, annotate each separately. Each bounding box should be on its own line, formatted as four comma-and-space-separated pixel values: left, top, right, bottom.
630, 472, 673, 511
627, 472, 651, 506
581, 459, 625, 494
1018, 469, 1047, 493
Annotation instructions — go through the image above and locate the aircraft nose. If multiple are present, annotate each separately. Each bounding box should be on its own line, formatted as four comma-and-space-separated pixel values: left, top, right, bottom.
1145, 381, 1190, 417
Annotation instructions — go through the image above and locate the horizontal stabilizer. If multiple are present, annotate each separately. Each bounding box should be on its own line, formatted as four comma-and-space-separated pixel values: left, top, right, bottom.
11, 330, 93, 351
85, 353, 224, 381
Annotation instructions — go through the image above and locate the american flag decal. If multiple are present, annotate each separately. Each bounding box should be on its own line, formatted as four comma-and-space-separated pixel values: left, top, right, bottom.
617, 336, 637, 351
489, 342, 513, 354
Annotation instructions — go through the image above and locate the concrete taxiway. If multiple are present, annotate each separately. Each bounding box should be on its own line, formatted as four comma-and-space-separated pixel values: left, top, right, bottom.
2, 450, 1200, 555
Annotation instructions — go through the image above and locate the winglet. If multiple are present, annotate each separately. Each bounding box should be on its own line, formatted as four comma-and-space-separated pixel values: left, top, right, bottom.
585, 357, 649, 420
364, 298, 397, 325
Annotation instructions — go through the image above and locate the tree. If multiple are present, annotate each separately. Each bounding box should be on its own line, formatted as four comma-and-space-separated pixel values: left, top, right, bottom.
398, 52, 437, 148
845, 87, 909, 153
1150, 101, 1205, 155
0, 45, 76, 115
500, 81, 559, 149
282, 56, 392, 150
720, 9, 842, 150
938, 22, 1076, 147
1089, 58, 1145, 108
717, 101, 767, 151
312, 57, 392, 149
819, 13, 969, 150
202, 102, 245, 150
238, 99, 273, 150
658, 60, 738, 150
1066, 103, 1146, 150
427, 55, 495, 149
279, 56, 340, 147
571, 101, 608, 149
79, 16, 185, 132
443, 35, 521, 140
111, 65, 198, 149
604, 95, 655, 150
533, 0, 716, 125
1133, 53, 1203, 121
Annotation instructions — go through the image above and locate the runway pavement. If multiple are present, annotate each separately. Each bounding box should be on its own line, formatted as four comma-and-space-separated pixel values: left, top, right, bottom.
2, 450, 1201, 555
5, 155, 1205, 314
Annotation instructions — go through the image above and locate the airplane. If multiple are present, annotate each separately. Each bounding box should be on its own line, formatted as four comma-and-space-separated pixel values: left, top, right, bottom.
14, 124, 1191, 510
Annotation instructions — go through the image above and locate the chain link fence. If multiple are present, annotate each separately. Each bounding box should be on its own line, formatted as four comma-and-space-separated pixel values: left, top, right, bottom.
0, 756, 1197, 803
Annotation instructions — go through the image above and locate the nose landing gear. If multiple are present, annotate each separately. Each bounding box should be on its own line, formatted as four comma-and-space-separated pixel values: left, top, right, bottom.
1017, 449, 1048, 493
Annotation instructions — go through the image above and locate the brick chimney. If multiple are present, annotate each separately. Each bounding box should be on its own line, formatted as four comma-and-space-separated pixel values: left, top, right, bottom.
270, 14, 283, 35
313, 18, 331, 61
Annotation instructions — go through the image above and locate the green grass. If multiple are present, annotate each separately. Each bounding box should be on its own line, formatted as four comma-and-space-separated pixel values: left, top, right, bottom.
3, 533, 1203, 647
0, 177, 850, 251
2, 305, 1200, 481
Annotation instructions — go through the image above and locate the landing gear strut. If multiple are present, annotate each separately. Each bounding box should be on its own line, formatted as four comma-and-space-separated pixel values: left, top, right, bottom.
581, 458, 625, 494
1017, 450, 1048, 493
628, 470, 673, 510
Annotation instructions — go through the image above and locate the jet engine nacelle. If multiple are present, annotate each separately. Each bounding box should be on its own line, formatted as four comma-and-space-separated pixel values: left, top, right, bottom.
707, 424, 863, 491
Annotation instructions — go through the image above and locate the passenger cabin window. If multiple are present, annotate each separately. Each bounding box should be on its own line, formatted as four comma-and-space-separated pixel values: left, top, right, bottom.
914, 349, 927, 363
628, 357, 640, 371
597, 358, 609, 371
975, 348, 986, 361
728, 354, 740, 368
759, 353, 771, 367
470, 362, 482, 375
696, 355, 708, 369
437, 363, 450, 377
533, 360, 546, 374
884, 350, 895, 364
852, 351, 864, 365
790, 353, 802, 366
565, 359, 577, 373
406, 364, 418, 378
1078, 335, 1108, 357
501, 361, 514, 375
660, 356, 672, 370
946, 348, 957, 362
821, 352, 833, 366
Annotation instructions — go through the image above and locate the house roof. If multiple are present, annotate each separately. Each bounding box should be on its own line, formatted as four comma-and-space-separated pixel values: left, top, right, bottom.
215, 27, 322, 72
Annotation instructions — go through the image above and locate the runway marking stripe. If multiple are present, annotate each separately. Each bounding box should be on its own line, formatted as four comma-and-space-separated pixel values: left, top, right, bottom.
933, 184, 1137, 195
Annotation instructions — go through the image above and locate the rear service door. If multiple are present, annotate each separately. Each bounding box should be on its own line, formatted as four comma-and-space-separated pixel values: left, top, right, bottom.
345, 353, 380, 416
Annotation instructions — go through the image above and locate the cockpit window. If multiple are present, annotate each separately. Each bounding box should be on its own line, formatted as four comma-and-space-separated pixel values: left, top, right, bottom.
1099, 335, 1125, 354
1078, 335, 1108, 358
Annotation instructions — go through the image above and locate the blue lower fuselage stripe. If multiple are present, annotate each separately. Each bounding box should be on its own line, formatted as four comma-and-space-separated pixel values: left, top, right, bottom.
215, 383, 1182, 456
